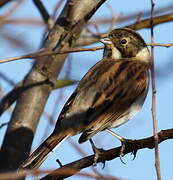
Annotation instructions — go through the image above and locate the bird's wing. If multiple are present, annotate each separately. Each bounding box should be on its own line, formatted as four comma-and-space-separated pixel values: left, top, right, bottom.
78, 59, 150, 142
55, 59, 150, 137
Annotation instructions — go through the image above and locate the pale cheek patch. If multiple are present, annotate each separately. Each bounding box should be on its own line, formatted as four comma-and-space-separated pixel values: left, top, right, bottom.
136, 47, 151, 63
112, 46, 122, 59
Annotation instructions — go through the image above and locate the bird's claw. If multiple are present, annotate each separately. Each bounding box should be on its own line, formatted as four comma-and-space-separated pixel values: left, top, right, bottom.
119, 139, 137, 164
92, 147, 105, 167
89, 139, 106, 167
131, 148, 138, 161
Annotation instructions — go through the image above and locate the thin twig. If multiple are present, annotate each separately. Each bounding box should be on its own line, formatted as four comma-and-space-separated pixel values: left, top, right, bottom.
150, 1, 162, 180
0, 46, 103, 64
0, 72, 16, 86
90, 4, 173, 26
52, 0, 64, 18
105, 3, 116, 33
0, 90, 14, 115
1, 42, 173, 64
147, 43, 173, 47
2, 0, 22, 18
0, 168, 117, 180
0, 0, 13, 7
76, 13, 173, 47
126, 13, 173, 30
33, 0, 54, 29
0, 29, 32, 50
0, 122, 8, 129
0, 79, 76, 116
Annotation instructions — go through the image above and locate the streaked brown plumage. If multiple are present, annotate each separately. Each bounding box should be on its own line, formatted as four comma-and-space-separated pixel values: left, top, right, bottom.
19, 28, 151, 169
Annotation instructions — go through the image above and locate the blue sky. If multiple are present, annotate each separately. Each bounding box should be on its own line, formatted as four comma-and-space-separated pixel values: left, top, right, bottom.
1, 0, 173, 179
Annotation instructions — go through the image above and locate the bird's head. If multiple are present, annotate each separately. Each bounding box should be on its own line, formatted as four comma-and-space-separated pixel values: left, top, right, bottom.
100, 28, 150, 63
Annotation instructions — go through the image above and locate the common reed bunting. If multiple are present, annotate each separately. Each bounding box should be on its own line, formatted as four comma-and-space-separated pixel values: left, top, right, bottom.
20, 28, 151, 169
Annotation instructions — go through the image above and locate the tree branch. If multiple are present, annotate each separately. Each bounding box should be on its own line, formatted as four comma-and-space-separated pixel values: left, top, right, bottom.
0, 0, 107, 172
150, 1, 162, 179
76, 13, 173, 47
0, 129, 172, 179
33, 0, 54, 30
41, 129, 173, 179
0, 0, 13, 7
90, 3, 173, 26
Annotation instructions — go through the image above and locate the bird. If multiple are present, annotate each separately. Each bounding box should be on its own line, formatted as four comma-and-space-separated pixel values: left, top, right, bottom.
19, 28, 151, 170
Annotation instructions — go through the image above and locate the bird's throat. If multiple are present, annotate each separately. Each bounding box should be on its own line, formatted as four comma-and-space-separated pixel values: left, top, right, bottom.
103, 46, 122, 60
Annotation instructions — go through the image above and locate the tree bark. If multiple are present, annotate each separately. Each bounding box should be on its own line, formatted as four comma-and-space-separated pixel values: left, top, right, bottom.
0, 0, 107, 172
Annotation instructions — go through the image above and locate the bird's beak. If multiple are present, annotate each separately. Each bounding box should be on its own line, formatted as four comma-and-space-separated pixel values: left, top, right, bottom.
100, 37, 112, 45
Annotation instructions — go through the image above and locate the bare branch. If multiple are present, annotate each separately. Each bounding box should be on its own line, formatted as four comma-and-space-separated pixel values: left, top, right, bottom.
127, 13, 173, 30
0, 123, 8, 129
147, 43, 173, 47
0, 168, 120, 180
0, 46, 104, 64
0, 72, 15, 86
40, 129, 173, 180
0, 0, 13, 7
0, 0, 107, 172
52, 0, 64, 19
0, 82, 23, 116
90, 3, 173, 26
33, 0, 54, 29
0, 79, 76, 116
1, 41, 173, 64
0, 129, 171, 179
76, 13, 173, 47
150, 1, 162, 179
0, 29, 32, 50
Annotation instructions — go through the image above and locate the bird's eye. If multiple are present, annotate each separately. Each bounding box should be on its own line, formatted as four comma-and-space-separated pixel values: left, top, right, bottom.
120, 39, 128, 45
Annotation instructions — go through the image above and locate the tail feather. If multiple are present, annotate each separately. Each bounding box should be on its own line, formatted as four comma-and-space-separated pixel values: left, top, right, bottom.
19, 133, 68, 170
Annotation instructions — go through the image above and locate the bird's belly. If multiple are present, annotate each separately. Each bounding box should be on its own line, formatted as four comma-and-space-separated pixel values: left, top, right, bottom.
110, 92, 147, 128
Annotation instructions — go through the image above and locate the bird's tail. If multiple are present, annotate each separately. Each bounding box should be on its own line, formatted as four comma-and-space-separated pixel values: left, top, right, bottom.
19, 133, 68, 170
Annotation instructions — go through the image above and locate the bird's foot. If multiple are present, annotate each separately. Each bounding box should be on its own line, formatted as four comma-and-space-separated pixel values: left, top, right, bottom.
89, 139, 106, 167
105, 129, 137, 163
119, 138, 138, 164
